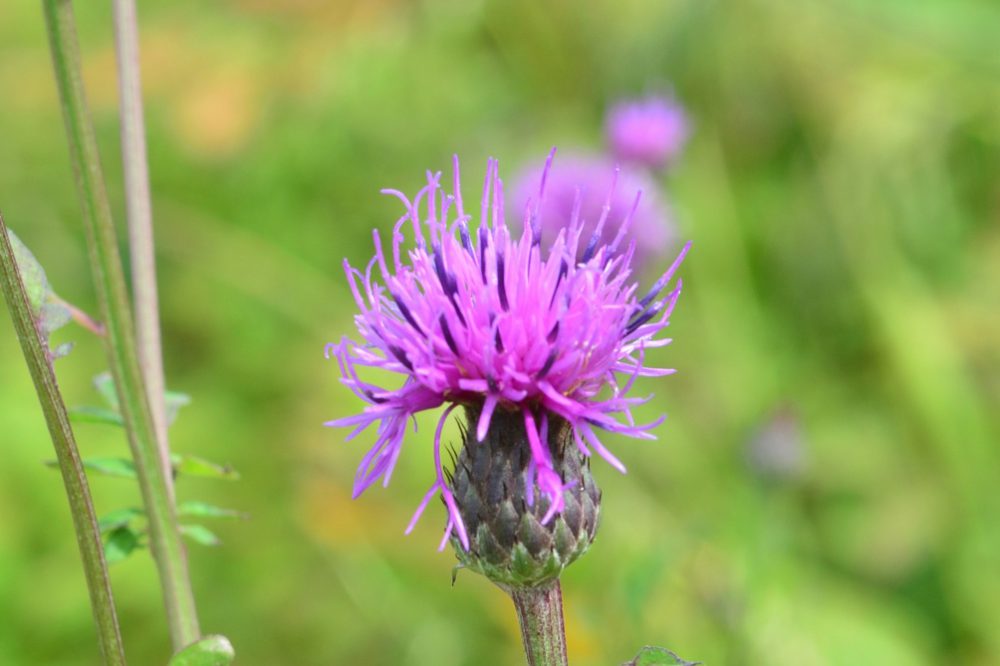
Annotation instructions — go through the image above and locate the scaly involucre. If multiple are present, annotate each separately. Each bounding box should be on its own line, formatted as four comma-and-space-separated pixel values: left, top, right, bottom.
327, 152, 689, 550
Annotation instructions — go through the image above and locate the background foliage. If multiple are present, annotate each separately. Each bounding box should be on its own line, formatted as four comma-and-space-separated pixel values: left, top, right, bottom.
1, 0, 999, 664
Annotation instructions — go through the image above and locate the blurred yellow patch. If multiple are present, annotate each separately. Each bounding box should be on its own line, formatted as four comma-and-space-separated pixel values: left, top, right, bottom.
118, 23, 265, 157
170, 70, 259, 158
234, 0, 393, 25
81, 46, 120, 113
298, 474, 377, 546
563, 590, 600, 660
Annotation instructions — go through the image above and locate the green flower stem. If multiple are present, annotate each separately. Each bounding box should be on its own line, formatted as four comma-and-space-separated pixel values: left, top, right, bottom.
41, 0, 201, 650
0, 213, 127, 666
509, 581, 569, 666
112, 0, 174, 502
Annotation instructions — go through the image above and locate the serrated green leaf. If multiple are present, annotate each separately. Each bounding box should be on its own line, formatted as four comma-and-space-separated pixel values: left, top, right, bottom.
97, 507, 144, 533
623, 647, 701, 666
180, 524, 221, 546
104, 526, 141, 564
177, 501, 246, 520
46, 456, 138, 479
171, 454, 240, 481
68, 405, 125, 426
165, 390, 191, 426
82, 457, 137, 479
7, 229, 72, 349
168, 635, 235, 666
85, 377, 190, 427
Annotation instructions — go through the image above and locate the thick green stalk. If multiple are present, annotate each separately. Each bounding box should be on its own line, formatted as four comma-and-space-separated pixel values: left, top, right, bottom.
0, 213, 127, 666
509, 582, 569, 666
112, 0, 174, 502
41, 0, 200, 650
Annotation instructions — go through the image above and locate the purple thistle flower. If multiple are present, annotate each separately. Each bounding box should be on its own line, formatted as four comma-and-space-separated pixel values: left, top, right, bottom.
510, 155, 675, 270
326, 152, 689, 551
606, 94, 689, 171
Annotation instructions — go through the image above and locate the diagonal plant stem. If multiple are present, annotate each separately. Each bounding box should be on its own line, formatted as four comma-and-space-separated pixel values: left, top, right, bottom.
0, 213, 127, 666
41, 0, 201, 650
112, 0, 174, 502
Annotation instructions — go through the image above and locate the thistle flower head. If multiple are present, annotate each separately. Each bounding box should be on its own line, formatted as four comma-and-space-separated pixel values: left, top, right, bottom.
326, 152, 688, 552
606, 94, 689, 171
511, 155, 675, 269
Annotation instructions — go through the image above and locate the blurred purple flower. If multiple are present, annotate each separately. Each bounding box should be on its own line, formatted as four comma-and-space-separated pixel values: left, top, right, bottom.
606, 94, 688, 171
511, 155, 675, 270
326, 152, 688, 550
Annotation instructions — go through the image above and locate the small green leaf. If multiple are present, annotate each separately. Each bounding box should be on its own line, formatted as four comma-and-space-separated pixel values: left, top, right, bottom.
51, 341, 74, 360
177, 501, 247, 520
165, 390, 191, 426
85, 376, 190, 427
171, 454, 240, 481
622, 646, 701, 666
68, 405, 125, 426
47, 456, 138, 479
82, 457, 137, 479
168, 635, 235, 666
7, 229, 72, 349
9, 230, 51, 312
104, 526, 141, 564
97, 507, 144, 533
180, 524, 221, 546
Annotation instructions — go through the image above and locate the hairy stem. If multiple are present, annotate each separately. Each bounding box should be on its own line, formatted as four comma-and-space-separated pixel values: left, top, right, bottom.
510, 582, 569, 666
41, 0, 200, 649
112, 0, 173, 502
0, 213, 127, 666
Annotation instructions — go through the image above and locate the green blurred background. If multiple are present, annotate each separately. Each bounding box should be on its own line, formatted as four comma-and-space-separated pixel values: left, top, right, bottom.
2, 0, 999, 664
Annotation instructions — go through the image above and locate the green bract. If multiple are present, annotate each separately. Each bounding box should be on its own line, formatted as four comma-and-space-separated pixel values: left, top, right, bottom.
450, 406, 600, 589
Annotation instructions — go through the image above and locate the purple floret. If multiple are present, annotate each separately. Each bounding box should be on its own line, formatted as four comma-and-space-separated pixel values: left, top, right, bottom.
510, 154, 675, 270
606, 95, 688, 171
326, 151, 689, 550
